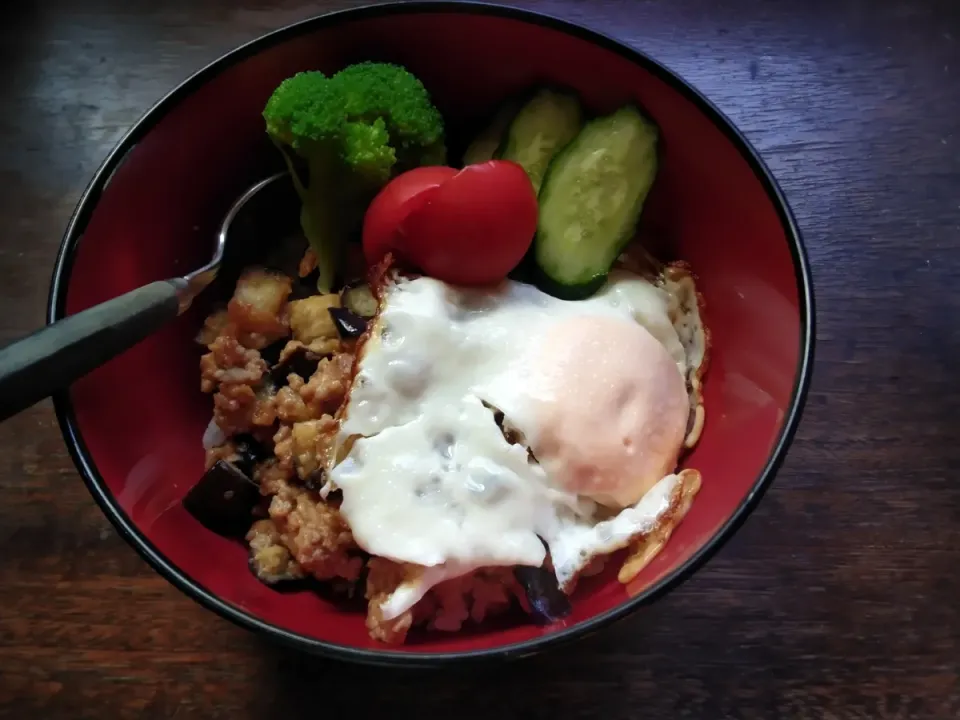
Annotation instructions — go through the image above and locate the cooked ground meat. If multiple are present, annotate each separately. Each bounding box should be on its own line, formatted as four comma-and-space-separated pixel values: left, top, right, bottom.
200, 335, 267, 393
365, 558, 416, 644
271, 425, 295, 475
268, 480, 362, 582
250, 389, 279, 427
300, 353, 354, 415
212, 383, 258, 436
212, 382, 277, 437
267, 416, 336, 490
275, 384, 313, 424
275, 354, 353, 423
255, 458, 295, 496
290, 417, 337, 480
247, 518, 305, 584
364, 561, 522, 644
198, 267, 524, 645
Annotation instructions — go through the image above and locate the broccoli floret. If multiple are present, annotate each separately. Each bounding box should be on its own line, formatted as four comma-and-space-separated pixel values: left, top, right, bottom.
263, 63, 446, 291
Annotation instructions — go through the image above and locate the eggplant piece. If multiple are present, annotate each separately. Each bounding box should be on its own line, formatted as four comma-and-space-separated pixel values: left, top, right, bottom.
269, 345, 324, 386
514, 564, 572, 624
182, 460, 260, 538
259, 339, 287, 367
232, 433, 271, 478
301, 469, 326, 493
328, 307, 367, 339
340, 283, 378, 318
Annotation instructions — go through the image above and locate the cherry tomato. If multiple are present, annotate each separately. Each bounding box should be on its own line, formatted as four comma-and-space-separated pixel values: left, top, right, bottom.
362, 166, 458, 265
400, 160, 538, 286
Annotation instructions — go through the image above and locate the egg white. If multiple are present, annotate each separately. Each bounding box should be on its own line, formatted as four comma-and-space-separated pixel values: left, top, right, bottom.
327, 267, 707, 619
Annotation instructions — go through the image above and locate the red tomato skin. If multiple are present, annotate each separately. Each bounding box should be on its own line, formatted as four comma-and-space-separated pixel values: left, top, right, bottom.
362, 166, 458, 265
400, 160, 538, 286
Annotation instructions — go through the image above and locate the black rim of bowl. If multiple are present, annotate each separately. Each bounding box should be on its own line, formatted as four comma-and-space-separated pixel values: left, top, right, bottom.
47, 0, 816, 667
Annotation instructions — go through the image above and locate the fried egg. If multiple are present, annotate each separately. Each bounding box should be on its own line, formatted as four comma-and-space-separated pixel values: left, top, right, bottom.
327, 263, 707, 620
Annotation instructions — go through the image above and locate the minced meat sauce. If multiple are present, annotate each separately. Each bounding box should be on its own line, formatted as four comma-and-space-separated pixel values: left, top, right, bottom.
197, 262, 528, 643
198, 267, 364, 600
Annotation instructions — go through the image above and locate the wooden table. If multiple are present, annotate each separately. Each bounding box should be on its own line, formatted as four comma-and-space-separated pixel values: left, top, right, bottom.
1, 0, 958, 717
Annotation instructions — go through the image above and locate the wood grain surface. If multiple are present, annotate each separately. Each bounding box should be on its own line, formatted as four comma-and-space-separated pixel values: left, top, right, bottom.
0, 0, 958, 718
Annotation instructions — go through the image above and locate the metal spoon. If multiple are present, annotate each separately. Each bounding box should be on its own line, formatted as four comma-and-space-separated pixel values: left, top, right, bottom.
0, 171, 289, 423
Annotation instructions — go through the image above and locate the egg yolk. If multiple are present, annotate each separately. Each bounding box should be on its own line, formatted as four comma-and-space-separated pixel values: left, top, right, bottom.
529, 315, 689, 508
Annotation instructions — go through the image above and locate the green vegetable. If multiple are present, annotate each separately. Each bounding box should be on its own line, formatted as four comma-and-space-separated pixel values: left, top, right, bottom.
495, 87, 583, 194
263, 62, 446, 291
461, 98, 521, 166
534, 105, 659, 299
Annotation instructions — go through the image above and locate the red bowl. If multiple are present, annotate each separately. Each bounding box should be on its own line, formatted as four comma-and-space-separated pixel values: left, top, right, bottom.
47, 1, 814, 666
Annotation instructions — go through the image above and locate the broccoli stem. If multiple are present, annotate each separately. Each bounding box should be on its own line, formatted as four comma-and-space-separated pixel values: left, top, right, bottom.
300, 182, 342, 294
275, 142, 344, 293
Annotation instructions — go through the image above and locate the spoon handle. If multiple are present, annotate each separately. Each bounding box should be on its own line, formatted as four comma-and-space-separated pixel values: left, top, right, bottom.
0, 280, 184, 422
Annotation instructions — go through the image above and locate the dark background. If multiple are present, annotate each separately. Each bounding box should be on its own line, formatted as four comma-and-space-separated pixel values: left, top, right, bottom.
1, 0, 958, 718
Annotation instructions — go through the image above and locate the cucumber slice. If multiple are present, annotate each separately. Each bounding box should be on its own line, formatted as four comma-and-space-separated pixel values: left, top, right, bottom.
495, 87, 583, 194
462, 99, 521, 166
534, 106, 659, 299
